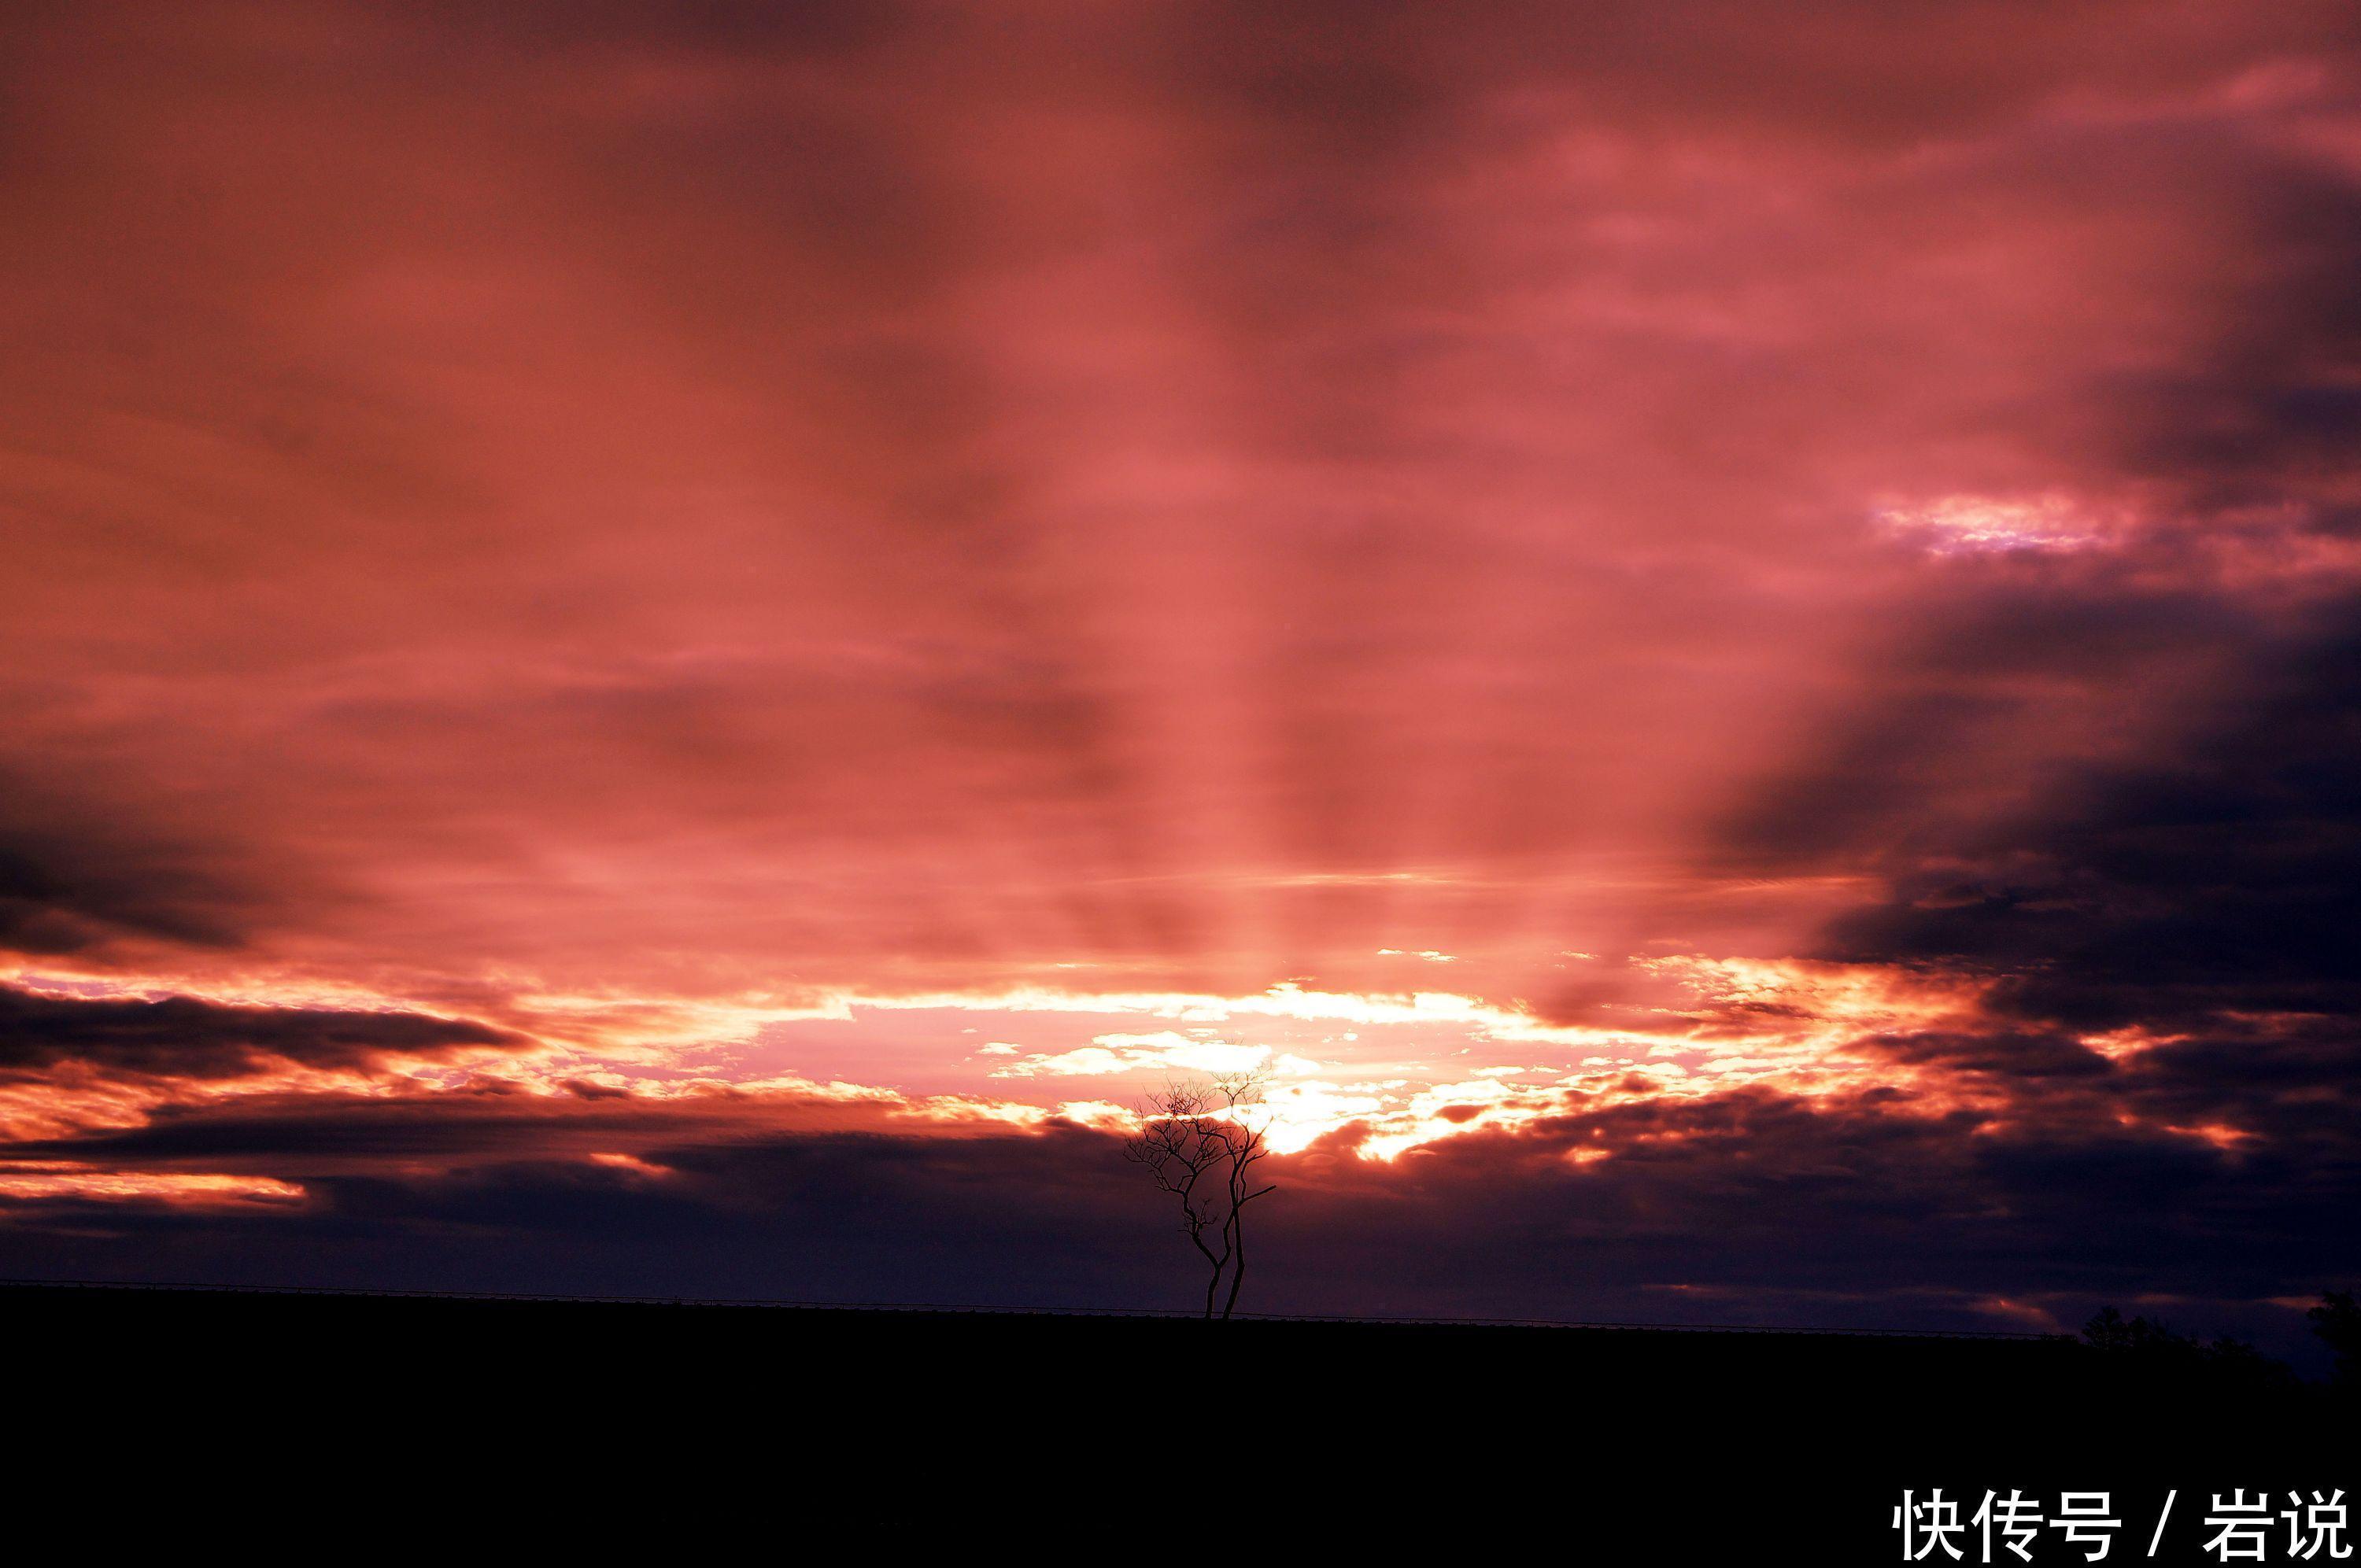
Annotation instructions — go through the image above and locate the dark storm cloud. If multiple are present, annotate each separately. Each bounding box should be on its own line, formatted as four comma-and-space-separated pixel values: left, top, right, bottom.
0, 777, 257, 958
1817, 620, 2361, 1035
0, 833, 239, 957
0, 1087, 2347, 1353
1713, 570, 2280, 869
1751, 609, 2361, 1299
0, 1090, 730, 1164
0, 984, 527, 1081
2100, 156, 2361, 504
1851, 1028, 2112, 1080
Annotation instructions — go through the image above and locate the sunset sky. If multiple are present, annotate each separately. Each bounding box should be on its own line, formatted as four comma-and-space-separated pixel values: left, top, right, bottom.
5, 1, 2358, 1341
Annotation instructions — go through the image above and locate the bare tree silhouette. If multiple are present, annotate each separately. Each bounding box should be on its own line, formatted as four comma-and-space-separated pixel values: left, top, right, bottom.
1124, 1069, 1277, 1319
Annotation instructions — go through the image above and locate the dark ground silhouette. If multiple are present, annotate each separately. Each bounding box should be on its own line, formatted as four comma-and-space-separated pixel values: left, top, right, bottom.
8, 1281, 2347, 1560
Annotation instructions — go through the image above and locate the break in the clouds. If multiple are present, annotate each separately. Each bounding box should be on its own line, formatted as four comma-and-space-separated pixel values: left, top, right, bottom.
2, 1, 2358, 1341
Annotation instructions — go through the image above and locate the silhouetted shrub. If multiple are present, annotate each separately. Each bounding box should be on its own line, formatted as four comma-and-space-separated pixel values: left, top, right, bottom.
2081, 1305, 2298, 1395
2307, 1290, 2359, 1389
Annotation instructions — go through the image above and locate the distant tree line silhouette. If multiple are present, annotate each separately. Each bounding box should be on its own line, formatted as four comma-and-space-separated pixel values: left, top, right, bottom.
2080, 1291, 2359, 1396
